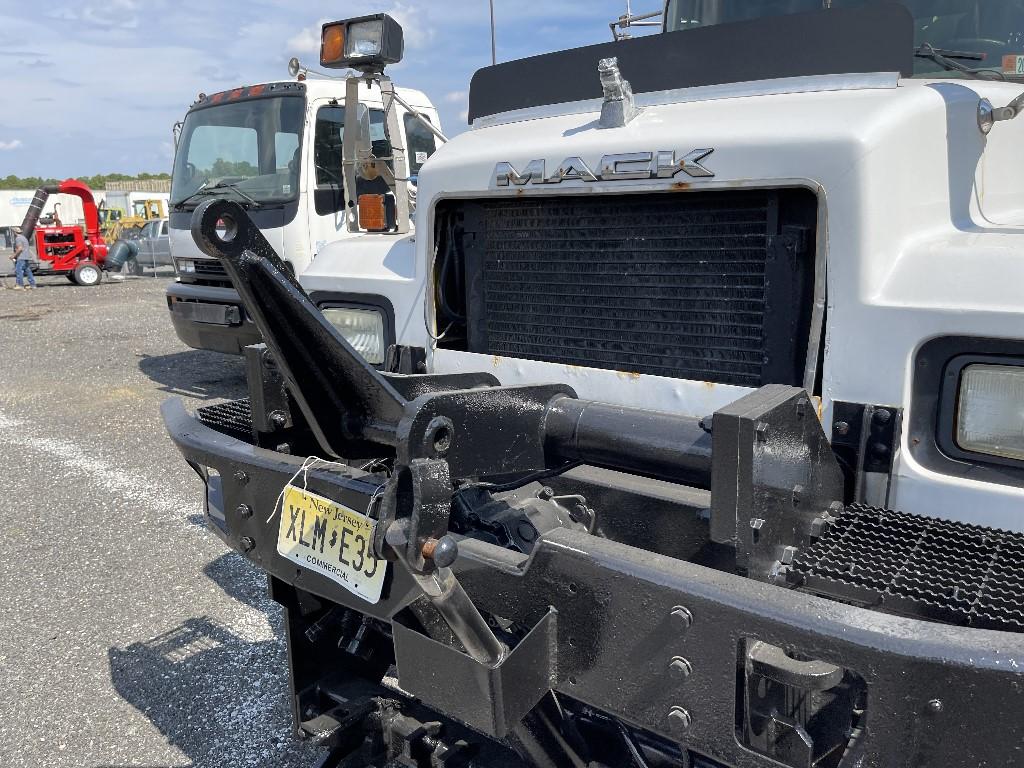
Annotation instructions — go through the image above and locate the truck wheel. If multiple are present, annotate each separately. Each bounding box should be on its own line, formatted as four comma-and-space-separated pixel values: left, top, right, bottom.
127, 258, 145, 276
73, 262, 103, 286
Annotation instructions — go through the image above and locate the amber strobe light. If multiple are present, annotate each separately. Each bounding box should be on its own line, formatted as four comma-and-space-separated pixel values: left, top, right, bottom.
321, 24, 345, 66
319, 14, 404, 73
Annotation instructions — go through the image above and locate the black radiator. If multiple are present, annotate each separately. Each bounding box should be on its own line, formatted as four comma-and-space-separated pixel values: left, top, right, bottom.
437, 190, 817, 388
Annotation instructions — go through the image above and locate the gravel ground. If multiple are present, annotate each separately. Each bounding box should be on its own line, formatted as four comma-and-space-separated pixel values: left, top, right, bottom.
0, 274, 324, 767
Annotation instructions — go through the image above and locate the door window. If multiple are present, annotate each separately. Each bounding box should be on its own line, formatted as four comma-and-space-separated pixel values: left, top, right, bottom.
313, 105, 345, 215
403, 113, 438, 178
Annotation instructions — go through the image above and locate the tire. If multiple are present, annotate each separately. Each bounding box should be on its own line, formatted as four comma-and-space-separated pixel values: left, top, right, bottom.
73, 262, 102, 286
127, 257, 145, 276
66, 273, 77, 283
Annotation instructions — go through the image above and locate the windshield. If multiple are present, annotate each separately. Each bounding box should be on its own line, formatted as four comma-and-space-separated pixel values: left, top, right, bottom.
665, 0, 1024, 78
171, 95, 305, 207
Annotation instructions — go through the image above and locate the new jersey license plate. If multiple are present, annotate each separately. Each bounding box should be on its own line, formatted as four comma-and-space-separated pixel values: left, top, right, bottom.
276, 485, 387, 604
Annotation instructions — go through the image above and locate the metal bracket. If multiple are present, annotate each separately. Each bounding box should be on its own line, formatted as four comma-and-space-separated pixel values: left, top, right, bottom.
392, 608, 558, 738
710, 385, 845, 581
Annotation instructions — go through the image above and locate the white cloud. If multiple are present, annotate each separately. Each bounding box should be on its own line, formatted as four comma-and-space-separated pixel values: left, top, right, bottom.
444, 90, 468, 104
286, 17, 329, 56
389, 2, 436, 49
0, 140, 23, 151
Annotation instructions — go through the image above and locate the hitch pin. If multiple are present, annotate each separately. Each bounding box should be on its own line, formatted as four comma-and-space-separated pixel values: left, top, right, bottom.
386, 522, 507, 666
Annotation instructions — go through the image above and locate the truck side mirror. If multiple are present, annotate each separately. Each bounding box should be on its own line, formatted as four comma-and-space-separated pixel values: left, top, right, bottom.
371, 138, 392, 159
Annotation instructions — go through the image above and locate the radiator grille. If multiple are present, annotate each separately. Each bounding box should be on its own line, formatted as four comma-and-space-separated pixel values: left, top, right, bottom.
794, 504, 1024, 632
461, 191, 810, 388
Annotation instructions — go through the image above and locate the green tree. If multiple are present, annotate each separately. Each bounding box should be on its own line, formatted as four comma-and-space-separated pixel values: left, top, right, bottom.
0, 172, 171, 191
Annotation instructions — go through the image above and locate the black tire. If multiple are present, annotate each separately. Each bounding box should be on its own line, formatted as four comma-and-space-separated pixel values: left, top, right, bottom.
127, 257, 145, 276
66, 273, 76, 283
73, 262, 102, 286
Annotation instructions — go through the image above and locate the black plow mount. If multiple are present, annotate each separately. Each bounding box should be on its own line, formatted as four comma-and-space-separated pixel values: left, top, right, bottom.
163, 199, 1024, 768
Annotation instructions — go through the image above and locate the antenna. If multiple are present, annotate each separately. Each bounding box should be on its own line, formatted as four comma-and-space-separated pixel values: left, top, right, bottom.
489, 0, 497, 65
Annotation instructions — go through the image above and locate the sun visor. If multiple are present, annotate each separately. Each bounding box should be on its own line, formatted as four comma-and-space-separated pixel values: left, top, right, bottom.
468, 2, 914, 123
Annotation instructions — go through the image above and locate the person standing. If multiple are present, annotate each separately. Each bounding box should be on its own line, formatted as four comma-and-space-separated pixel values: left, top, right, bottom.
12, 226, 36, 290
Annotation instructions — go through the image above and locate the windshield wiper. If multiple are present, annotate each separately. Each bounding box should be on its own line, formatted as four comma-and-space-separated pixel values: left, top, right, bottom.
172, 180, 212, 211
915, 43, 1006, 81
172, 180, 263, 211
205, 180, 262, 208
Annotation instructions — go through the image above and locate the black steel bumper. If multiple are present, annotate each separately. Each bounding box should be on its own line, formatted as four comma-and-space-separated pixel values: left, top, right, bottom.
166, 281, 262, 355
164, 397, 1024, 767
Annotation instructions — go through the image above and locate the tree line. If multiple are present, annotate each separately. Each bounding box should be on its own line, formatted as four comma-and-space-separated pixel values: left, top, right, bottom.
0, 173, 171, 191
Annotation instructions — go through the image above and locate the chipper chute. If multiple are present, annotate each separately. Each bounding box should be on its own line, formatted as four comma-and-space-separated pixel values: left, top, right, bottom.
163, 199, 1024, 768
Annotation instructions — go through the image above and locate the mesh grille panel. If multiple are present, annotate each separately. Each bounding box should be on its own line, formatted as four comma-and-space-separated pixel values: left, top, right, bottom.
794, 504, 1024, 632
196, 398, 253, 442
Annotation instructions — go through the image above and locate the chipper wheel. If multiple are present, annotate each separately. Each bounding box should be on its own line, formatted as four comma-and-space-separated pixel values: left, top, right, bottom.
73, 262, 103, 286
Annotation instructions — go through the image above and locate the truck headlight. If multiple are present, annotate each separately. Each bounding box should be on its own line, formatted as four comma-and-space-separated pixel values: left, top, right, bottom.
320, 13, 403, 73
322, 307, 386, 365
177, 259, 196, 274
956, 364, 1024, 461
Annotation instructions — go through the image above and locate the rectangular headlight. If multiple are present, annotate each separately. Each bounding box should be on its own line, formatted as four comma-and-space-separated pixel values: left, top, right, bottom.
177, 259, 195, 274
956, 364, 1024, 461
322, 307, 386, 365
346, 20, 384, 58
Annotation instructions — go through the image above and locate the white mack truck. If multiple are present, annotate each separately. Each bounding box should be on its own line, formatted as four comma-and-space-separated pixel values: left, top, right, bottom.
164, 4, 1024, 768
166, 23, 442, 358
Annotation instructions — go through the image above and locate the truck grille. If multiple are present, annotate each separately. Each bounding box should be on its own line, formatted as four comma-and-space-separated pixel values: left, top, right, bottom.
794, 504, 1024, 632
444, 190, 816, 388
194, 259, 228, 278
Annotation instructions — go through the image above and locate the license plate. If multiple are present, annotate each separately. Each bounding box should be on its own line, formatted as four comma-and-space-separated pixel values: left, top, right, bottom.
1004, 55, 1024, 75
276, 485, 387, 604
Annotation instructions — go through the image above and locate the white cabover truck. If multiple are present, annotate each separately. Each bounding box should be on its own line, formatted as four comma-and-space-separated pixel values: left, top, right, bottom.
166, 53, 442, 357
165, 4, 1024, 767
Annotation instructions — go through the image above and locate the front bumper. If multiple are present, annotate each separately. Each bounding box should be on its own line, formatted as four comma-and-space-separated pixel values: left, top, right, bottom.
164, 397, 1024, 767
166, 281, 262, 355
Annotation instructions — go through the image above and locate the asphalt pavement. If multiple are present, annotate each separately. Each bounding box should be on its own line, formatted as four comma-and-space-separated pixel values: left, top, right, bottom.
0, 273, 324, 767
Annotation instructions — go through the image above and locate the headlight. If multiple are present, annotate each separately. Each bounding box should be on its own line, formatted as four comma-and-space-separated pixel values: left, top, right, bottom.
956, 364, 1024, 461
322, 307, 386, 365
346, 20, 385, 58
177, 259, 195, 274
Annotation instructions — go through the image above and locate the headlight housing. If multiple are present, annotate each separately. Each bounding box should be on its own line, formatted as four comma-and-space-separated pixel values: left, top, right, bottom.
322, 306, 386, 365
320, 14, 404, 74
955, 363, 1024, 461
177, 259, 195, 274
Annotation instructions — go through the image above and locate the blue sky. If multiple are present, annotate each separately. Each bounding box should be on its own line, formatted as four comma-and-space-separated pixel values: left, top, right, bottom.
0, 1, 659, 178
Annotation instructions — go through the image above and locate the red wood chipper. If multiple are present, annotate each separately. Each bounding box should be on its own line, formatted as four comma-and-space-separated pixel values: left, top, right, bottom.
14, 179, 109, 285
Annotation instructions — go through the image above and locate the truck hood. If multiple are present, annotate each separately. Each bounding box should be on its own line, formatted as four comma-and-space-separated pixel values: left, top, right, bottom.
413, 73, 1024, 412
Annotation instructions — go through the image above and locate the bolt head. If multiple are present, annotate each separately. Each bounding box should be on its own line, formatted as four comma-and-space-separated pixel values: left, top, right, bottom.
233, 469, 249, 485
236, 503, 253, 519
833, 421, 850, 437
667, 706, 691, 731
670, 605, 693, 630
873, 409, 892, 426
239, 536, 256, 553
927, 698, 944, 715
669, 656, 693, 680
